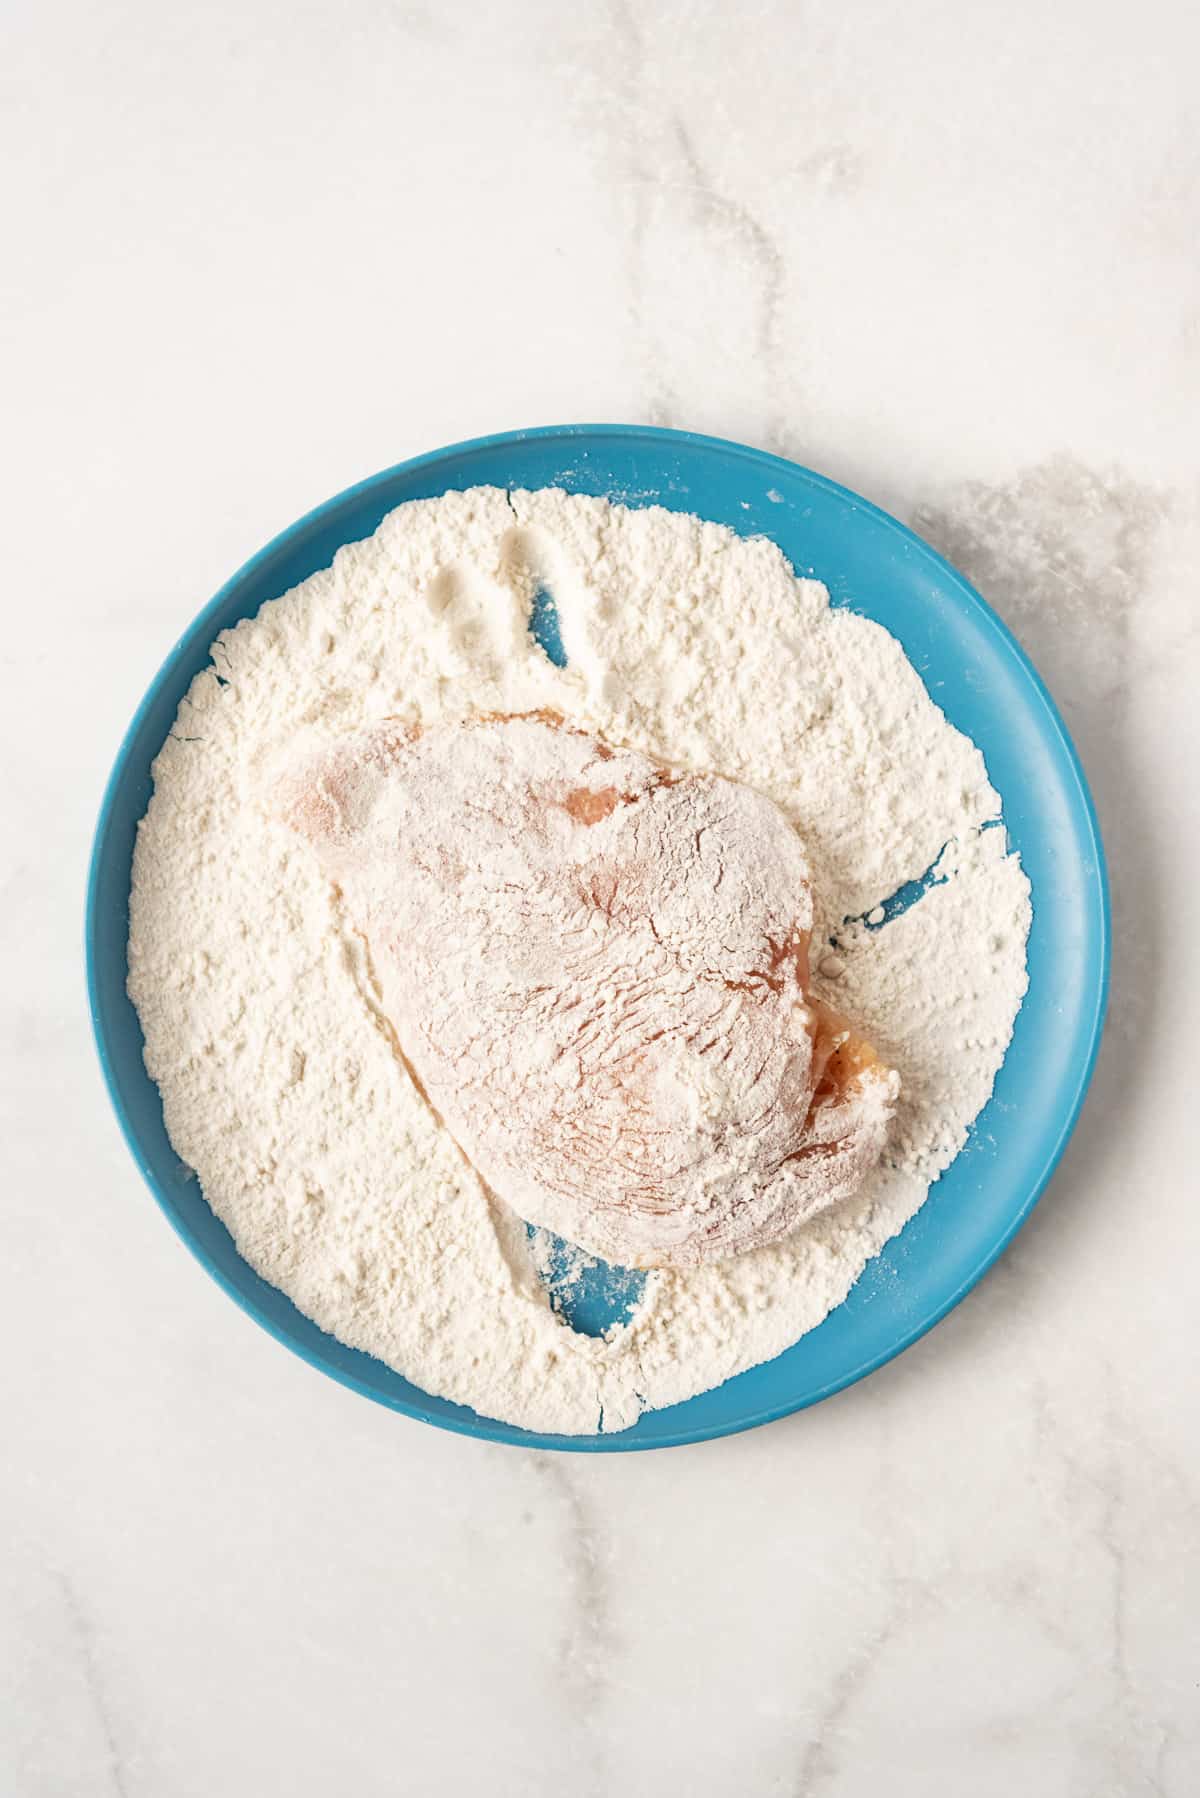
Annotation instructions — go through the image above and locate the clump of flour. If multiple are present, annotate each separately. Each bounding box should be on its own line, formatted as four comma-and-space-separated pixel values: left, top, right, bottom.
128, 487, 1030, 1434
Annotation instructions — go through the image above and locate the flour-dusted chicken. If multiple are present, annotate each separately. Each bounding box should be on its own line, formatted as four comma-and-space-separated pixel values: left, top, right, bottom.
276, 712, 898, 1268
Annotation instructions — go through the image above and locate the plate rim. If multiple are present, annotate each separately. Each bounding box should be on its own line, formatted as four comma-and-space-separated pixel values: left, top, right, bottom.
85, 423, 1111, 1451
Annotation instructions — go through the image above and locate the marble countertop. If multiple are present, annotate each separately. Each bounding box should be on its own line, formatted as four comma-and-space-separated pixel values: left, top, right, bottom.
4, 2, 1198, 1793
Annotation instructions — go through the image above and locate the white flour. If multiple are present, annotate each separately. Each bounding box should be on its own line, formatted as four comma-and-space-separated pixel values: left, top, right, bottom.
128, 487, 1030, 1434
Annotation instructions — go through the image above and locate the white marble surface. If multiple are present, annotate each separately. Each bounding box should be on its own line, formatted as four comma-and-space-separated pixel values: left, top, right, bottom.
4, 2, 1199, 1793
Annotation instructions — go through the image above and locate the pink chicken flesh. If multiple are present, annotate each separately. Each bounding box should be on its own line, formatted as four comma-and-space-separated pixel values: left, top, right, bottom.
276, 712, 898, 1269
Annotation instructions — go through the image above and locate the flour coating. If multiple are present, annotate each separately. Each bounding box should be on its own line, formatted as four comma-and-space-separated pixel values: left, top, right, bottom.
276, 712, 898, 1268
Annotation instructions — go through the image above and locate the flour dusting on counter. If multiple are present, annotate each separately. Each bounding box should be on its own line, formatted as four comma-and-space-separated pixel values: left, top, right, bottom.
128, 488, 1030, 1434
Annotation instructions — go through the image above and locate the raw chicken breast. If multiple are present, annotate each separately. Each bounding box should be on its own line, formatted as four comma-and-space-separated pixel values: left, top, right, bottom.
276, 712, 898, 1268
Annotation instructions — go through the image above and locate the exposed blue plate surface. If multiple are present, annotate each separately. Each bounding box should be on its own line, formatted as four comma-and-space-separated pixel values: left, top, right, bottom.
86, 425, 1109, 1451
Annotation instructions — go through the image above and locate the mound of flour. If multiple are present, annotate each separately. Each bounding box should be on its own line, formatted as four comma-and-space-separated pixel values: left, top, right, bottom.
128, 487, 1030, 1434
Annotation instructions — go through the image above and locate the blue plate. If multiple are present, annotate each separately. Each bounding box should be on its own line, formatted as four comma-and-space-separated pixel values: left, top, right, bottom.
86, 426, 1109, 1451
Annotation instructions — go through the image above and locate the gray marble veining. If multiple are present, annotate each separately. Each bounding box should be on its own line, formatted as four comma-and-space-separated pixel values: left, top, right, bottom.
55, 1576, 129, 1798
532, 1457, 613, 1798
